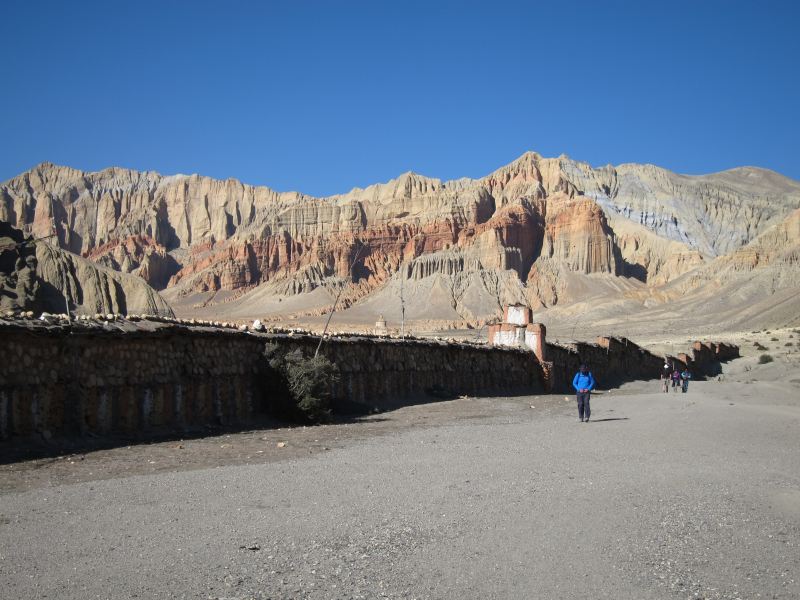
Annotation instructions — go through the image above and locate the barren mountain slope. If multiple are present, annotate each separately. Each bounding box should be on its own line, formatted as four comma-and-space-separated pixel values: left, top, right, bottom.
658, 207, 800, 308
2, 153, 799, 328
560, 159, 800, 256
0, 223, 173, 316
35, 243, 175, 316
530, 209, 800, 338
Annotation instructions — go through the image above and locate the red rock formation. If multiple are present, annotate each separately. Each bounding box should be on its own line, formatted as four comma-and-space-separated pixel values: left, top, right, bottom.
2, 154, 799, 322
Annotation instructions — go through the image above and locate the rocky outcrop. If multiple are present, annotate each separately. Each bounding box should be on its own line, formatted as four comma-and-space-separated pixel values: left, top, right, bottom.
35, 242, 175, 317
86, 235, 181, 289
561, 160, 800, 256
538, 194, 618, 275
609, 216, 705, 285
0, 222, 174, 316
2, 154, 799, 324
0, 222, 40, 312
666, 208, 800, 295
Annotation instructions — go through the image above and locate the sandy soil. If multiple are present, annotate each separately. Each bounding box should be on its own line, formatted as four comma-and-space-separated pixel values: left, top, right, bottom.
1, 330, 799, 599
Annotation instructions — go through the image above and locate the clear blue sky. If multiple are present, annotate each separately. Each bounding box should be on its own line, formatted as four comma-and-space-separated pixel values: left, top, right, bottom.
1, 0, 798, 196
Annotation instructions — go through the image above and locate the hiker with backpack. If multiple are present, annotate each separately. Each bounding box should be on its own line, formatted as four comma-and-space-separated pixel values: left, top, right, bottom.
681, 368, 692, 393
572, 363, 596, 423
660, 363, 671, 393
671, 368, 681, 392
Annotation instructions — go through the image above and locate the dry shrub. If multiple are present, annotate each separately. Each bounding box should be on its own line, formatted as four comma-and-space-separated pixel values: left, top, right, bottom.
264, 344, 338, 423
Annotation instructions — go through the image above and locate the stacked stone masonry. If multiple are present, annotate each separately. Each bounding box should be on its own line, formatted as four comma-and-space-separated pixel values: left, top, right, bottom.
0, 321, 545, 441
0, 325, 263, 442
544, 336, 739, 391
0, 319, 737, 442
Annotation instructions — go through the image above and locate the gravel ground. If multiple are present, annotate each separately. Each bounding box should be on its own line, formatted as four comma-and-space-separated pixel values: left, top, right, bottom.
1, 376, 799, 599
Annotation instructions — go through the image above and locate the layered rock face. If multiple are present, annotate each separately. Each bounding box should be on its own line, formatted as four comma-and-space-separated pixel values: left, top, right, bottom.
0, 222, 40, 312
2, 152, 799, 323
560, 160, 800, 256
666, 208, 800, 296
34, 242, 175, 316
0, 222, 173, 316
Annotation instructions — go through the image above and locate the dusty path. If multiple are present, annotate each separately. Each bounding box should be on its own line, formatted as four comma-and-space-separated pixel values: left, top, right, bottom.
1, 373, 799, 599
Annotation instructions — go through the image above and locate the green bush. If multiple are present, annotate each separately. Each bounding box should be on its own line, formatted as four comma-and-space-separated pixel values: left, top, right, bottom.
771, 337, 779, 341
264, 344, 338, 423
753, 342, 768, 350
758, 354, 774, 364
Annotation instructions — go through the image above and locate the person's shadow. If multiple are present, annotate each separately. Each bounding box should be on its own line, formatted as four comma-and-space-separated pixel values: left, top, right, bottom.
589, 417, 629, 423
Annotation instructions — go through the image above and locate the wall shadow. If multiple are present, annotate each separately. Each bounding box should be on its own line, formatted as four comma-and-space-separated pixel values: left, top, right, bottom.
1, 383, 543, 465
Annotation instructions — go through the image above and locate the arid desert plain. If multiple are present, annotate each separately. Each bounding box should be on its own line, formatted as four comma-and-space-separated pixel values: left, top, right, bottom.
2, 328, 798, 599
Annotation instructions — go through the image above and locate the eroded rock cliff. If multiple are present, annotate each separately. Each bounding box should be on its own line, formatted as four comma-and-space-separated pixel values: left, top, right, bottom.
2, 153, 799, 324
0, 222, 173, 316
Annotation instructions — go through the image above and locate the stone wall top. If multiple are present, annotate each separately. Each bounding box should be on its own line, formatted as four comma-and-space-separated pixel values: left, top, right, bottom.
0, 314, 537, 357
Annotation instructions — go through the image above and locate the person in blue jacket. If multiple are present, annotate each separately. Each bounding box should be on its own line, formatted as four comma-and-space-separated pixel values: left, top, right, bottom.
572, 363, 596, 423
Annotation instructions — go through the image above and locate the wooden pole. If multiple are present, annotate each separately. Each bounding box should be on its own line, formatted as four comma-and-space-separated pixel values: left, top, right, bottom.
314, 244, 364, 358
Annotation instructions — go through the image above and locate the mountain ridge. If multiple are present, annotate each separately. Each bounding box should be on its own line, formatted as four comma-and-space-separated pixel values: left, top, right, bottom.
12, 152, 800, 202
2, 152, 799, 330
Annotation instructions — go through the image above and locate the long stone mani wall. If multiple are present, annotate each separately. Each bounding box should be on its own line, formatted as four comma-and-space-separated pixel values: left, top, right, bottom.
0, 325, 265, 442
0, 318, 739, 442
544, 336, 740, 391
487, 305, 740, 391
268, 334, 544, 407
0, 321, 545, 442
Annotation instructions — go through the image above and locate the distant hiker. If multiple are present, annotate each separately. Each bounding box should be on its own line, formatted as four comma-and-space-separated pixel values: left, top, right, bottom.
572, 364, 596, 423
671, 368, 681, 392
681, 368, 691, 393
660, 365, 670, 393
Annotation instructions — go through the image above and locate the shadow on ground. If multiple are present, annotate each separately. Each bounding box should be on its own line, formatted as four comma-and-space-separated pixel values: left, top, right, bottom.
0, 411, 391, 465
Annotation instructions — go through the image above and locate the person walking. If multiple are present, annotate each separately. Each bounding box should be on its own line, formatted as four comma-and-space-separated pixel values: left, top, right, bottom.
680, 368, 691, 393
572, 364, 596, 423
661, 364, 670, 393
671, 368, 681, 392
